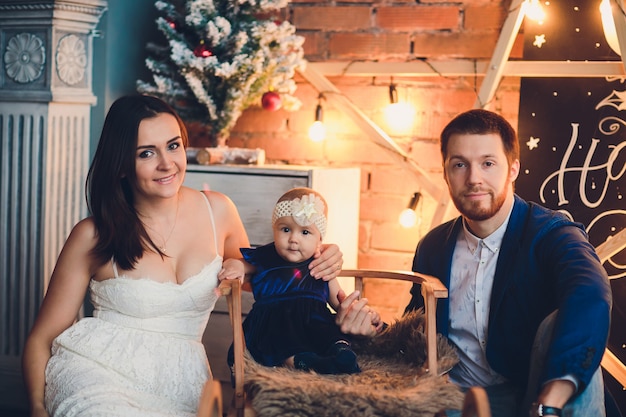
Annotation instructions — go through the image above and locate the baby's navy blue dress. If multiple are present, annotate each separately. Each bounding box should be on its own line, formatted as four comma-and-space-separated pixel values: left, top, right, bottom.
240, 243, 347, 366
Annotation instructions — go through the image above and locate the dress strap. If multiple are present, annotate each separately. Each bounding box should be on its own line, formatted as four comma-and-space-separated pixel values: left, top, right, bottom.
111, 257, 119, 278
200, 191, 220, 253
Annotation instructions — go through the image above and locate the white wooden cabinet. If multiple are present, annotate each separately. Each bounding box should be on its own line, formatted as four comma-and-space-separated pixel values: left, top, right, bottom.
184, 164, 360, 404
184, 164, 360, 262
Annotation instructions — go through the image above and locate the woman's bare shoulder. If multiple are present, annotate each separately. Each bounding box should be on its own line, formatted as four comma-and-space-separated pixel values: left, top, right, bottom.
72, 216, 96, 235
66, 217, 98, 247
199, 188, 237, 211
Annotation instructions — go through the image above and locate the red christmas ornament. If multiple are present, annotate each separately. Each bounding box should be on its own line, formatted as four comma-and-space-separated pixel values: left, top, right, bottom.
194, 41, 212, 58
166, 18, 176, 29
261, 91, 282, 111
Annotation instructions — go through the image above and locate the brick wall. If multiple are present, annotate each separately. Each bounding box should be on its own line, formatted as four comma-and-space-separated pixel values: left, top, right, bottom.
228, 0, 522, 322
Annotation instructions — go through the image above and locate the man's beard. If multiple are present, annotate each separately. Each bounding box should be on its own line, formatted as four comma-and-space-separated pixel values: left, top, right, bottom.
451, 187, 508, 221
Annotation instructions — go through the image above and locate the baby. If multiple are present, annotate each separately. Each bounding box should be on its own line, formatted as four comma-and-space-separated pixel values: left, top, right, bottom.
234, 187, 359, 374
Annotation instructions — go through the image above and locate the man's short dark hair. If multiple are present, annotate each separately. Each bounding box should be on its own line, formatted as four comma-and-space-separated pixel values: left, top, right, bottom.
440, 109, 520, 166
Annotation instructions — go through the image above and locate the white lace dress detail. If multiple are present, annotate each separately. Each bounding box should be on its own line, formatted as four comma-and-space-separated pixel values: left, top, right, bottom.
44, 193, 222, 417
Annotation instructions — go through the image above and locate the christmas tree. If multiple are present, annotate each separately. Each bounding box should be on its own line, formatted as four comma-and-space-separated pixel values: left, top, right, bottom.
137, 0, 305, 145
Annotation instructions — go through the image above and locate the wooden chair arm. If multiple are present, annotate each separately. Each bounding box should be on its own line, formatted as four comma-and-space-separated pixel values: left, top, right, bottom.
218, 279, 246, 416
594, 233, 626, 387
337, 269, 448, 374
338, 269, 448, 299
197, 380, 223, 417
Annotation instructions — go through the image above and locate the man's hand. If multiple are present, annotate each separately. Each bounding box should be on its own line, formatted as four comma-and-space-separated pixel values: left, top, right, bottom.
335, 289, 383, 337
309, 244, 343, 280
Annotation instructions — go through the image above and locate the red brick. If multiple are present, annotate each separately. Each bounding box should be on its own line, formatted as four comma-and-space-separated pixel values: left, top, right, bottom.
254, 8, 289, 22
284, 104, 327, 134
360, 169, 372, 192
332, 0, 377, 3
340, 84, 389, 115
362, 278, 413, 321
376, 5, 460, 31
371, 222, 422, 252
324, 135, 399, 165
464, 5, 505, 31
292, 81, 321, 101
328, 32, 411, 58
358, 222, 371, 250
358, 251, 414, 271
492, 86, 522, 123
413, 110, 455, 142
425, 0, 492, 4
369, 166, 422, 194
510, 33, 524, 58
410, 31, 500, 59
360, 189, 445, 237
292, 6, 371, 31
360, 194, 406, 222
255, 135, 326, 162
408, 140, 444, 173
299, 31, 327, 59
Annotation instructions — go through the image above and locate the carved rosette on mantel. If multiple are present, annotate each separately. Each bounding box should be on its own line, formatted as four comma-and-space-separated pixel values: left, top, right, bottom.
4, 32, 46, 83
0, 0, 107, 411
56, 33, 88, 86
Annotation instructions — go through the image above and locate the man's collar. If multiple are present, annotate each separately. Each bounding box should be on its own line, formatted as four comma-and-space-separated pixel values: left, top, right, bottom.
462, 201, 514, 253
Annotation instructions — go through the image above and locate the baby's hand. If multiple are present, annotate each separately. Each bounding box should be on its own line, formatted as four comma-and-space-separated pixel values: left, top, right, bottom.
218, 258, 245, 283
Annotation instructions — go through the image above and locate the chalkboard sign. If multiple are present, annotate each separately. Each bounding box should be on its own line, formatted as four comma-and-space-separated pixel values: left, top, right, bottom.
516, 0, 625, 410
518, 77, 626, 266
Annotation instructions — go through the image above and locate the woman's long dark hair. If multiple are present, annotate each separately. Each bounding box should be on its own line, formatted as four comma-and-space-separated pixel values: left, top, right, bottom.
86, 95, 189, 270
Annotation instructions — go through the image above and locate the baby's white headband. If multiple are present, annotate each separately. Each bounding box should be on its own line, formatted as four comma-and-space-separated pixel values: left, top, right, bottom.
272, 193, 327, 238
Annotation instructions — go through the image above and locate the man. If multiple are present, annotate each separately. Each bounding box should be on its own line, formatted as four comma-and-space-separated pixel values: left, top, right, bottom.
337, 109, 612, 417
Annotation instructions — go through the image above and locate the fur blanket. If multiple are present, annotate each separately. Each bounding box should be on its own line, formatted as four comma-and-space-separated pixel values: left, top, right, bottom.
243, 311, 464, 417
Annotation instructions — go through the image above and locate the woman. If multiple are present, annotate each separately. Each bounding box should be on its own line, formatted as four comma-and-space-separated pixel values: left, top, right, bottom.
21, 95, 343, 417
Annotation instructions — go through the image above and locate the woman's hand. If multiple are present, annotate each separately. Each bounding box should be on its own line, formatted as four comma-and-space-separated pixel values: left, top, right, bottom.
309, 243, 343, 281
218, 258, 245, 283
334, 289, 383, 337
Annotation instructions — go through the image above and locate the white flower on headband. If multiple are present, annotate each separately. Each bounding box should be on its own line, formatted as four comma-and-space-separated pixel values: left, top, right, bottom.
292, 194, 325, 227
272, 193, 328, 238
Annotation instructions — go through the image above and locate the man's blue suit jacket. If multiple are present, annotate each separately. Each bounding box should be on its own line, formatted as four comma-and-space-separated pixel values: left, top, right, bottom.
406, 195, 612, 392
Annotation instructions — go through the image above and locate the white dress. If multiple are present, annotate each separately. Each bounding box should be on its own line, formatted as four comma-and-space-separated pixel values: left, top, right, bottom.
44, 196, 222, 417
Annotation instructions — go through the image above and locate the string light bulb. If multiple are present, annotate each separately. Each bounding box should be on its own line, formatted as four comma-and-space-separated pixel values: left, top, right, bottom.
525, 0, 546, 23
384, 81, 415, 133
308, 94, 326, 142
399, 192, 422, 228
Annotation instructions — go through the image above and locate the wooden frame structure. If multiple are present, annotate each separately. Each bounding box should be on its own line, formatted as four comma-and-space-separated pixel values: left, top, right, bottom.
216, 270, 449, 417
595, 228, 626, 388
298, 0, 626, 230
